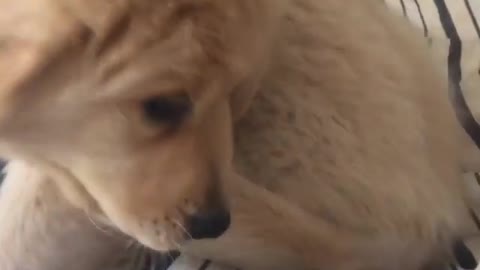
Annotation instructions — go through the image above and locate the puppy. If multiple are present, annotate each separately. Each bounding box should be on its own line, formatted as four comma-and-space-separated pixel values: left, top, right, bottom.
0, 0, 473, 269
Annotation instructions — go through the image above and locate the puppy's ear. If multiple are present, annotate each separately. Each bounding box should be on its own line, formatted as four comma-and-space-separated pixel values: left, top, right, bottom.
230, 77, 261, 121
0, 0, 91, 86
210, 0, 287, 121
0, 0, 91, 134
0, 39, 45, 101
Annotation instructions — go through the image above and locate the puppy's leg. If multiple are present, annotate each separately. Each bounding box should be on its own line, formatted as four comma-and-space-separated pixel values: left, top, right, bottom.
184, 173, 435, 270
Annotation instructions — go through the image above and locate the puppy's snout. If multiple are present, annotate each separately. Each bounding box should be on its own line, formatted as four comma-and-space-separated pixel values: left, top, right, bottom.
187, 207, 231, 240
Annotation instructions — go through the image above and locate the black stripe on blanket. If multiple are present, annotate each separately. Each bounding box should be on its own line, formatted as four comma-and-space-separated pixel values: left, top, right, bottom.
400, 0, 408, 17
454, 241, 478, 270
434, 1, 479, 269
0, 159, 7, 187
149, 251, 180, 270
469, 174, 480, 230
434, 0, 480, 152
198, 260, 212, 270
464, 0, 480, 38
413, 0, 429, 37
469, 207, 480, 230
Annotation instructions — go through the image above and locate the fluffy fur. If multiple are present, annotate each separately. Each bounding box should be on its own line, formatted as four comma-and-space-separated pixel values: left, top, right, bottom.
0, 0, 474, 269
0, 162, 133, 270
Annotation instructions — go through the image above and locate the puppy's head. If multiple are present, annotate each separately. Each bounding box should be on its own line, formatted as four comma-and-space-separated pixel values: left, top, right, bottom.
0, 0, 283, 250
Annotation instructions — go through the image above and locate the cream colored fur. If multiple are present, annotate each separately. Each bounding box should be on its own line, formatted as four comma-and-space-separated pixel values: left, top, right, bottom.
0, 162, 133, 270
0, 0, 474, 270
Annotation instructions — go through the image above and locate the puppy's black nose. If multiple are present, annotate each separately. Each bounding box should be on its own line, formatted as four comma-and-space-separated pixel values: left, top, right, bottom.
187, 208, 231, 240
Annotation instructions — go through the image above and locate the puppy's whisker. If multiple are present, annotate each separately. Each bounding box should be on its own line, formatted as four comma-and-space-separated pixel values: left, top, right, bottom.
136, 245, 149, 270
125, 238, 138, 251
167, 250, 175, 264
167, 233, 183, 252
149, 251, 158, 270
86, 214, 115, 236
130, 244, 140, 268
130, 242, 146, 269
172, 218, 192, 241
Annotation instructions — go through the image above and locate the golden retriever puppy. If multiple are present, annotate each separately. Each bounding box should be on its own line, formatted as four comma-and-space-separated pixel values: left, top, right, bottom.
0, 0, 474, 269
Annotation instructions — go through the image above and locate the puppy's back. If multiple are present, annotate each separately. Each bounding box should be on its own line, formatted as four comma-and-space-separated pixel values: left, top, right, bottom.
232, 0, 470, 268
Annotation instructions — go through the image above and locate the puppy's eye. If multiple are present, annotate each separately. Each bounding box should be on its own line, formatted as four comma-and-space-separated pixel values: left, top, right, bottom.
142, 95, 192, 125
